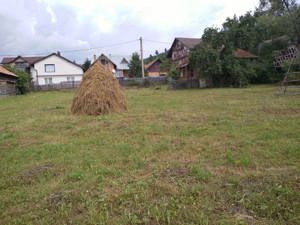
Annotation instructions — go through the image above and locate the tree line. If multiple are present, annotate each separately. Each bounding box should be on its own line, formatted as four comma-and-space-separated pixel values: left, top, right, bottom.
189, 0, 300, 87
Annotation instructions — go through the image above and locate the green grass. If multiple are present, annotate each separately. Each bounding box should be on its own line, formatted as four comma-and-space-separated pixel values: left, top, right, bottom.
0, 85, 299, 225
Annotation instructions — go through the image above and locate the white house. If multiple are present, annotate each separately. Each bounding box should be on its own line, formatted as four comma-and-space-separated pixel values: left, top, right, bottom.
1, 52, 84, 85
30, 53, 83, 85
108, 55, 130, 78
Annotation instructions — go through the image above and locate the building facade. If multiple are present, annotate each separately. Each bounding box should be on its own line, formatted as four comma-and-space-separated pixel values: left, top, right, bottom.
145, 58, 167, 77
0, 66, 18, 96
31, 53, 83, 85
1, 53, 84, 85
167, 37, 201, 80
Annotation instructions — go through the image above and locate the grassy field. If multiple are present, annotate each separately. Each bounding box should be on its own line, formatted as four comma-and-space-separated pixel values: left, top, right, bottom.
0, 85, 299, 225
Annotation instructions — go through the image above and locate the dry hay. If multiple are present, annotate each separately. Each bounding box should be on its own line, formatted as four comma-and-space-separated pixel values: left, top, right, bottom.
71, 60, 127, 115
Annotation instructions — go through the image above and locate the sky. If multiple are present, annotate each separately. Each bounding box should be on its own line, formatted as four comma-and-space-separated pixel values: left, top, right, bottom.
0, 0, 260, 63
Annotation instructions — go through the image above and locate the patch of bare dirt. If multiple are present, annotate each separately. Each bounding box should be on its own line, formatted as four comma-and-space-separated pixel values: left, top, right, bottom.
18, 163, 61, 185
104, 184, 120, 200
160, 166, 190, 179
234, 212, 255, 225
262, 106, 300, 116
207, 166, 262, 177
47, 190, 79, 210
47, 191, 66, 208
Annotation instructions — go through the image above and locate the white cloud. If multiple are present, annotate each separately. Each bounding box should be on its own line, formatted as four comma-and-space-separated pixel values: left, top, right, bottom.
0, 0, 260, 62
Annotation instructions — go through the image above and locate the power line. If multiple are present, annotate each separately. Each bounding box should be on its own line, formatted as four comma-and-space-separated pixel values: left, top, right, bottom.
143, 39, 171, 44
0, 39, 139, 57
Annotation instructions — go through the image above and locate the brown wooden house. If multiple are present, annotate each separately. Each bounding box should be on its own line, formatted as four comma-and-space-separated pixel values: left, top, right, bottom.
167, 37, 201, 80
1, 56, 44, 74
98, 54, 117, 75
168, 38, 258, 83
0, 66, 18, 96
145, 58, 167, 77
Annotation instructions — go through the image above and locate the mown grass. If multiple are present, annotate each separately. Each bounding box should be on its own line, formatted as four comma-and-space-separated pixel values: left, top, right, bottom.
0, 85, 299, 225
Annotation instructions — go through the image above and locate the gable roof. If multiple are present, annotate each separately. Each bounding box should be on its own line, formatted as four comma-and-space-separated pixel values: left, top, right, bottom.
1, 56, 44, 64
233, 48, 258, 59
108, 55, 130, 70
98, 54, 117, 68
176, 38, 202, 48
33, 53, 83, 69
145, 58, 162, 70
168, 37, 201, 57
0, 66, 18, 78
1, 53, 82, 69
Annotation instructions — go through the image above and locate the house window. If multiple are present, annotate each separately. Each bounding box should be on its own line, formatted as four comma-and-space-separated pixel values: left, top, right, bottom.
100, 59, 107, 65
44, 77, 53, 85
45, 64, 55, 73
67, 76, 75, 81
15, 62, 27, 72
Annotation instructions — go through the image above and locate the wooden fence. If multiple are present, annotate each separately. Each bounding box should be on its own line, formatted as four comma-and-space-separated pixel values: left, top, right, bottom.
33, 77, 204, 91
34, 81, 81, 91
118, 76, 168, 87
168, 79, 200, 89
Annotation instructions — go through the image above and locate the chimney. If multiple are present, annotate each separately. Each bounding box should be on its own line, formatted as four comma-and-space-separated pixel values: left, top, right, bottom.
93, 54, 97, 62
57, 51, 61, 56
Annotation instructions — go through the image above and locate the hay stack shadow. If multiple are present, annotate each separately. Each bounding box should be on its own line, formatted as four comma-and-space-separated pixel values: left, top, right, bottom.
71, 60, 127, 115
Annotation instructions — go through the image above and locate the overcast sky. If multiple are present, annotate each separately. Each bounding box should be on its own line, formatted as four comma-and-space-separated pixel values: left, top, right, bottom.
0, 0, 259, 63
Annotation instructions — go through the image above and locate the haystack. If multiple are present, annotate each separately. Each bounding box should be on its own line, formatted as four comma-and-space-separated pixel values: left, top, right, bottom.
71, 60, 127, 115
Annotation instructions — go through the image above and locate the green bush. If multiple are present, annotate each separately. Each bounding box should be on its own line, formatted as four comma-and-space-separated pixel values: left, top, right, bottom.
168, 65, 180, 80
4, 65, 31, 94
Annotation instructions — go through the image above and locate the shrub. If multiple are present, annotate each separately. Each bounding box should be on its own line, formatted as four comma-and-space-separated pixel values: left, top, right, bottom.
4, 65, 31, 94
168, 65, 180, 80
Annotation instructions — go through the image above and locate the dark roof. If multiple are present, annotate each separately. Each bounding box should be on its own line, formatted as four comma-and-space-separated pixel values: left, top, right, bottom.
145, 58, 162, 70
33, 53, 83, 69
1, 56, 44, 64
234, 48, 258, 59
168, 37, 201, 57
98, 54, 117, 68
0, 66, 18, 78
1, 53, 82, 69
176, 37, 202, 48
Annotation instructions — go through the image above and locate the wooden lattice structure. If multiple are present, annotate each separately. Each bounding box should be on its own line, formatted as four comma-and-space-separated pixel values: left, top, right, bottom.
273, 45, 299, 68
277, 55, 300, 95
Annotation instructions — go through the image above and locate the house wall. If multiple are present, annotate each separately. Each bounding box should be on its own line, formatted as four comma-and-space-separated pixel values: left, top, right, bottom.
116, 70, 124, 78
31, 55, 83, 85
148, 72, 160, 77
123, 70, 129, 77
170, 40, 194, 80
103, 61, 116, 75
146, 61, 167, 77
15, 60, 30, 73
171, 40, 189, 68
98, 56, 116, 75
0, 76, 17, 96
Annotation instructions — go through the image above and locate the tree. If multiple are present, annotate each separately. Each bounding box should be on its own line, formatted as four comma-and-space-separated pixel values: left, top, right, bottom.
82, 58, 91, 72
190, 22, 258, 87
128, 52, 142, 77
189, 43, 222, 81
258, 0, 297, 15
257, 0, 300, 43
160, 58, 172, 73
155, 50, 159, 56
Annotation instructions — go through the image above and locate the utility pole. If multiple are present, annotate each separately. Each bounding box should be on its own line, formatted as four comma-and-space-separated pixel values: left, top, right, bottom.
139, 37, 145, 78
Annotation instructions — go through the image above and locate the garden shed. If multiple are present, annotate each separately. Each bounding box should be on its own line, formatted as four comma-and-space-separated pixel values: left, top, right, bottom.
0, 66, 18, 96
